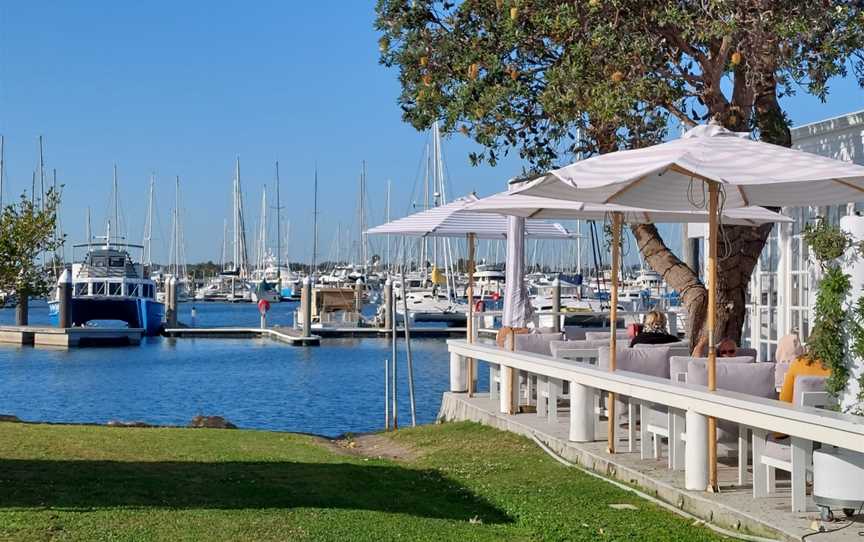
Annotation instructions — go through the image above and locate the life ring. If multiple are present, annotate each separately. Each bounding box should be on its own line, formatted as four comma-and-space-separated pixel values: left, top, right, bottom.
474, 300, 486, 312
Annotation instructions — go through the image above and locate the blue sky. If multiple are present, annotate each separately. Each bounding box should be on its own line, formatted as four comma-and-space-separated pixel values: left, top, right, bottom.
1, 1, 863, 266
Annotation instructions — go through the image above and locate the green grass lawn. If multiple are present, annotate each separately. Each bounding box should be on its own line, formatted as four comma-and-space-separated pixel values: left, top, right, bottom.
0, 421, 729, 541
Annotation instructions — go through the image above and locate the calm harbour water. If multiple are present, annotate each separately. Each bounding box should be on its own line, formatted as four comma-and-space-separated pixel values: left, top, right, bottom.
0, 301, 484, 436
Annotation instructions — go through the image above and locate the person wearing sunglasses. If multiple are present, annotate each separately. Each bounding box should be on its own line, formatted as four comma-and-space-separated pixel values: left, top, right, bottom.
691, 336, 738, 358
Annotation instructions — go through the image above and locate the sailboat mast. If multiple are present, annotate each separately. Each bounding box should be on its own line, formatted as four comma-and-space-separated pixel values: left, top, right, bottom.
311, 167, 319, 277
258, 186, 267, 272
233, 158, 239, 272
360, 161, 368, 271
220, 219, 228, 271
0, 135, 4, 209
174, 176, 182, 276
38, 135, 45, 211
385, 179, 391, 272
86, 207, 92, 250
112, 164, 120, 244
275, 161, 282, 280
144, 175, 154, 269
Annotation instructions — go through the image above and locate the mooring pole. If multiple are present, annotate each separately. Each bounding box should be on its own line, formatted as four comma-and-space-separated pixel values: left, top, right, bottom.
57, 268, 72, 328
167, 277, 179, 328
301, 277, 312, 339
384, 278, 393, 331
552, 276, 561, 333
354, 279, 363, 314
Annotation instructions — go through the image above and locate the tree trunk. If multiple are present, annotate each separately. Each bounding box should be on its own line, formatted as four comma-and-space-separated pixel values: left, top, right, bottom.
712, 223, 774, 344
631, 223, 706, 348
15, 291, 28, 326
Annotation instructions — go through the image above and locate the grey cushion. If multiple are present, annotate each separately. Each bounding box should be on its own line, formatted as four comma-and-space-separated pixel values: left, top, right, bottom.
670, 355, 756, 382
686, 360, 776, 399
634, 341, 687, 349
514, 332, 563, 356
793, 375, 828, 407
585, 330, 631, 342
737, 347, 758, 360
599, 346, 671, 379
563, 326, 589, 341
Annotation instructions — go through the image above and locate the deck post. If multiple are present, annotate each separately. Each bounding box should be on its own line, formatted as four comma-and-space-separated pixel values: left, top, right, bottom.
354, 279, 363, 314
449, 351, 467, 392
166, 277, 178, 328
551, 277, 561, 333
301, 277, 312, 338
57, 268, 72, 328
499, 363, 513, 414
383, 278, 393, 331
685, 409, 709, 490
569, 380, 594, 442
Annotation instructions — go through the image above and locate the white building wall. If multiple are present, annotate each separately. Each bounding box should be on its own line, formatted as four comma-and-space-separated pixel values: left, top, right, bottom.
743, 110, 864, 360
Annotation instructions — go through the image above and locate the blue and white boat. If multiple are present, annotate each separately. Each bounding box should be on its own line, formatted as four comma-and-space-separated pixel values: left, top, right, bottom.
49, 242, 165, 336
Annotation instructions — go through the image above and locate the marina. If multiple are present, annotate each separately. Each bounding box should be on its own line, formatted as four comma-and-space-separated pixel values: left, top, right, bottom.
1, 2, 864, 540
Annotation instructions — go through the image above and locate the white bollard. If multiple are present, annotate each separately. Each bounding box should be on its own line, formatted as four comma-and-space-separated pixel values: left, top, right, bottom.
569, 381, 595, 442
449, 352, 467, 392
685, 409, 709, 491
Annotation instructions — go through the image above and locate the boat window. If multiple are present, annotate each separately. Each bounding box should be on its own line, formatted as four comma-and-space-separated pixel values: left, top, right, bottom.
109, 282, 122, 296
74, 283, 88, 296
128, 284, 141, 297
144, 284, 152, 298
91, 257, 107, 267
93, 282, 106, 295
109, 257, 125, 268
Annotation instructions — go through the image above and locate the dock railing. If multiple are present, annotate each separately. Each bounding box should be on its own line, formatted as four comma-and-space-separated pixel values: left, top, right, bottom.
446, 339, 864, 506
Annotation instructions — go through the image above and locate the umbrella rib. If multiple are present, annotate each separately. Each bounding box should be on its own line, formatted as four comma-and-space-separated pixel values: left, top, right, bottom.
737, 186, 750, 206
528, 209, 544, 218
603, 174, 650, 204
832, 178, 864, 193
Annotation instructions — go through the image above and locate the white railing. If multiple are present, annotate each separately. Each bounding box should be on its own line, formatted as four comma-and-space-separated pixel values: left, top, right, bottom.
447, 339, 864, 507
471, 308, 681, 335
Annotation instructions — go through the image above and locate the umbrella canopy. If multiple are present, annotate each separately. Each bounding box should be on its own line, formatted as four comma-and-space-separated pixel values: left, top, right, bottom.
466, 191, 792, 225
515, 123, 864, 210
365, 194, 573, 239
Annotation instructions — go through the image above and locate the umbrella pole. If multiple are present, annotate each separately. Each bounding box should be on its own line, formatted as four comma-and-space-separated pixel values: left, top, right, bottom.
607, 212, 622, 454
467, 233, 476, 396
707, 182, 719, 491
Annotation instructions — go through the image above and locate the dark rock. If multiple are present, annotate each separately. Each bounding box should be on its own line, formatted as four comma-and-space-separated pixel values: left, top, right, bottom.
107, 420, 154, 428
189, 415, 237, 429
0, 414, 20, 423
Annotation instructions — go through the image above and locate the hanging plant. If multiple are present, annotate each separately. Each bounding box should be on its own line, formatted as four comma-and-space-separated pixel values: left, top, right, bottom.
804, 218, 856, 403
803, 218, 852, 262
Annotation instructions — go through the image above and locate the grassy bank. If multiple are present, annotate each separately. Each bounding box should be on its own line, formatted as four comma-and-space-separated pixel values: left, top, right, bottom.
0, 421, 727, 541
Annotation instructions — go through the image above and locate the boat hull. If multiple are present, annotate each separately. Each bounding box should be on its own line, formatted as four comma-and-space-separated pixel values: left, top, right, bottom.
49, 297, 165, 336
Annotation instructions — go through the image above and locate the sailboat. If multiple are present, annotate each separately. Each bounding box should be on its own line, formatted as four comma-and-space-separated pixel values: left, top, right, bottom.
249, 181, 281, 304
393, 122, 467, 325
48, 166, 165, 335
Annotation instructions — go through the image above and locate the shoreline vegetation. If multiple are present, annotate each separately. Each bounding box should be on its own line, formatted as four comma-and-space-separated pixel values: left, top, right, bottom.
0, 420, 727, 541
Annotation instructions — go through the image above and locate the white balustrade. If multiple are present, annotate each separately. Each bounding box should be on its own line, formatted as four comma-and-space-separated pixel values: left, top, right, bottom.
447, 339, 864, 508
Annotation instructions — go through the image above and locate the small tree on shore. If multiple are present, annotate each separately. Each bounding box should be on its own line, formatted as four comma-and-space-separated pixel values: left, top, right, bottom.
0, 190, 64, 325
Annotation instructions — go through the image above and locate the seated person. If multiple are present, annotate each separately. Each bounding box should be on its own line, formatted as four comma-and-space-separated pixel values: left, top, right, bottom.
691, 336, 738, 357
629, 311, 679, 347
779, 354, 831, 403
